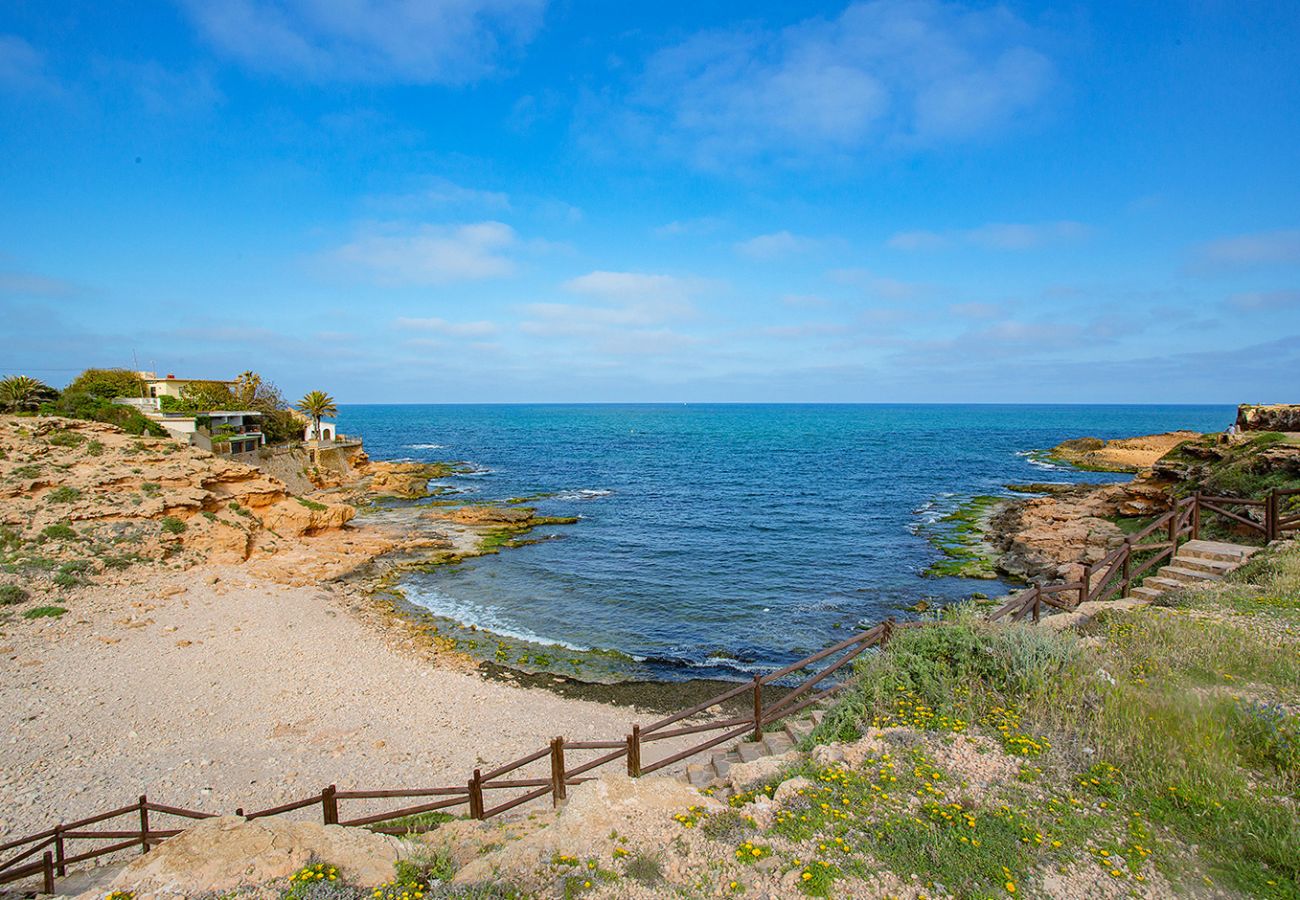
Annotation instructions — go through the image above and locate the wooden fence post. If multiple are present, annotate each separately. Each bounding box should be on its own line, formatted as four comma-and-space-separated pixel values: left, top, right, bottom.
469, 770, 484, 820
1167, 509, 1178, 560
550, 737, 567, 807
751, 676, 763, 741
42, 851, 54, 894
54, 824, 66, 877
139, 795, 150, 854
321, 785, 338, 826
1191, 494, 1202, 540
1268, 489, 1279, 542
626, 726, 641, 778
1078, 565, 1091, 608
880, 618, 895, 645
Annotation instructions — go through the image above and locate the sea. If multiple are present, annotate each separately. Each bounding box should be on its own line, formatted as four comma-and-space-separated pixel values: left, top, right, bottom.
338, 404, 1233, 681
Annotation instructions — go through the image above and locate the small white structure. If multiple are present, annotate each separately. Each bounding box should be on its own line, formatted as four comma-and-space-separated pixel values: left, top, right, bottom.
304, 420, 336, 442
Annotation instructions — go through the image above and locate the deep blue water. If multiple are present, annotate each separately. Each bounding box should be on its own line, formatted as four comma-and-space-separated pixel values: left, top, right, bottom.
338, 404, 1233, 680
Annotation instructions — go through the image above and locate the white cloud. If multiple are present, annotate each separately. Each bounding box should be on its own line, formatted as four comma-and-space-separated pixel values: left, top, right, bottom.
618, 0, 1054, 167
0, 271, 78, 297
1193, 229, 1300, 273
734, 230, 824, 260
949, 301, 1002, 318
180, 0, 546, 84
1228, 289, 1300, 311
0, 35, 52, 93
333, 221, 518, 285
886, 220, 1090, 251
654, 217, 725, 237
395, 317, 499, 336
886, 230, 947, 251
827, 267, 927, 299
562, 270, 701, 306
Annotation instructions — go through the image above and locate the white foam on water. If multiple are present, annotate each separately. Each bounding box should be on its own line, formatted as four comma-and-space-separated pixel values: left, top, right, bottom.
405, 443, 446, 450
554, 488, 613, 501
403, 584, 592, 652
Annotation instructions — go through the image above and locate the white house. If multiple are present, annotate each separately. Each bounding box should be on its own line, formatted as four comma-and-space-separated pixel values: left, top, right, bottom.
304, 419, 336, 442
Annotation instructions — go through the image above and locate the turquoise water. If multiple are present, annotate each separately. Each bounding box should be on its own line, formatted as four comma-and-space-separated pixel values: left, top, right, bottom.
339, 404, 1233, 680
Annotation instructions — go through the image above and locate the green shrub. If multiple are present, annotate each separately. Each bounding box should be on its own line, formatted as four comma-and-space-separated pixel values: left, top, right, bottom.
623, 853, 664, 886
64, 368, 145, 400
297, 497, 328, 511
12, 464, 41, 479
86, 439, 104, 456
40, 523, 78, 541
160, 516, 187, 535
141, 482, 161, 496
46, 429, 85, 448
47, 486, 81, 503
23, 605, 66, 619
0, 584, 28, 605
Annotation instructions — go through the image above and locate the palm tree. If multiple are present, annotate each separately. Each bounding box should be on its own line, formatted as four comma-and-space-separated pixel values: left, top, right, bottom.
0, 375, 56, 413
234, 371, 262, 407
295, 390, 337, 442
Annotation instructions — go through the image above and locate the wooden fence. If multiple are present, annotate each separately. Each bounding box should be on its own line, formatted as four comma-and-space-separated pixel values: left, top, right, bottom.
3, 489, 1296, 891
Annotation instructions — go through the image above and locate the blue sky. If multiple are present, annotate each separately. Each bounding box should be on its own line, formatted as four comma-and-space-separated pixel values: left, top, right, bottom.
0, 0, 1297, 403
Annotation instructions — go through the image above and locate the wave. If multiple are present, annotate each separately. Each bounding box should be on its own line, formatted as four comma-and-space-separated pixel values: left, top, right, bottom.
403, 585, 593, 652
1016, 449, 1070, 472
405, 443, 446, 450
554, 488, 613, 501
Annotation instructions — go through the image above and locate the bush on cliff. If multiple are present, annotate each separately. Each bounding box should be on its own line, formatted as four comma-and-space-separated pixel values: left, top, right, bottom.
64, 368, 145, 400
42, 391, 167, 436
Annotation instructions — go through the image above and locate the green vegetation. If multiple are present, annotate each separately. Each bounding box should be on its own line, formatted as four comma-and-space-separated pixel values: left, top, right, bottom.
160, 516, 187, 535
64, 368, 145, 400
922, 495, 1004, 578
0, 375, 57, 412
39, 523, 78, 541
296, 389, 338, 442
1164, 431, 1299, 498
0, 584, 29, 605
46, 428, 86, 448
47, 486, 81, 503
296, 496, 328, 511
783, 544, 1300, 897
23, 605, 66, 619
85, 439, 104, 456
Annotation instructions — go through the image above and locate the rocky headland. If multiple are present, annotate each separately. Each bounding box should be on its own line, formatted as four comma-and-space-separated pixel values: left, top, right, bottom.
942, 423, 1300, 585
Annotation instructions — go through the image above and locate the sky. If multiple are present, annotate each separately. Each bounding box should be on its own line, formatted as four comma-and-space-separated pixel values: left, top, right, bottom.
0, 0, 1298, 404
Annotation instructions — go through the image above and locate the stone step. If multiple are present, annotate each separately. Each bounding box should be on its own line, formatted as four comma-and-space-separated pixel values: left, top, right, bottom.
785, 718, 814, 743
736, 741, 764, 763
686, 763, 712, 787
762, 731, 794, 756
1158, 565, 1222, 584
1171, 555, 1237, 576
1178, 539, 1258, 563
710, 754, 732, 780
810, 710, 825, 726
1128, 585, 1164, 601
1142, 576, 1188, 593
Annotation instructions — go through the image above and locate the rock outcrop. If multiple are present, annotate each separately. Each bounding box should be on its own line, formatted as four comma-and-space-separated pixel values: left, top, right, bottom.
1237, 403, 1300, 432
356, 460, 454, 498
0, 416, 354, 573
98, 816, 403, 898
1048, 431, 1202, 473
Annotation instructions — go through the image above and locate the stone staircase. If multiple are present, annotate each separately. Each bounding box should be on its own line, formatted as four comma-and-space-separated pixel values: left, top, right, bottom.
1127, 539, 1258, 602
683, 710, 825, 790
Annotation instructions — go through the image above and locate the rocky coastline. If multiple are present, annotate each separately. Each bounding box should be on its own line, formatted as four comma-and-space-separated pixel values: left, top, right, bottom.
939, 422, 1300, 586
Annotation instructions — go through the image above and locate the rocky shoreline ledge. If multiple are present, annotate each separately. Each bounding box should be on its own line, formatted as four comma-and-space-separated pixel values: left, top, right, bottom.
931, 425, 1300, 586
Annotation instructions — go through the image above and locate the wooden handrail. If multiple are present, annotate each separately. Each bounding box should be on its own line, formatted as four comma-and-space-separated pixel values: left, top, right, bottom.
7, 489, 1282, 891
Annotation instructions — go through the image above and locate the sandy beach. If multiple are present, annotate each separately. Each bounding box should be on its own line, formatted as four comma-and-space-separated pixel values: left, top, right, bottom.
0, 565, 686, 843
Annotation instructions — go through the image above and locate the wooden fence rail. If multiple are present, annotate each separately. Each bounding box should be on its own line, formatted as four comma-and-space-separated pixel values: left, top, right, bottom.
3, 489, 1294, 891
